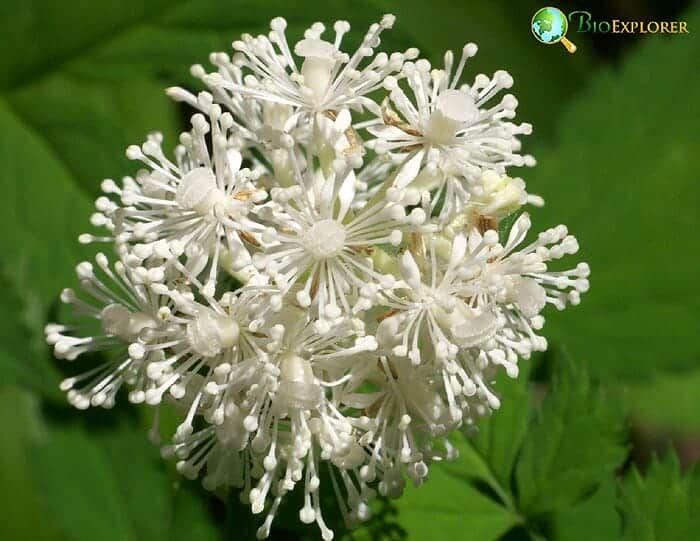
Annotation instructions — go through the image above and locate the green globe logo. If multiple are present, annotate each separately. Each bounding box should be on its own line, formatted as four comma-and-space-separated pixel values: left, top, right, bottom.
531, 7, 577, 53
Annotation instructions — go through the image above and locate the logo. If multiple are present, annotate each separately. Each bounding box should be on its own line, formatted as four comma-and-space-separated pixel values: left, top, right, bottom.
532, 7, 690, 53
568, 11, 690, 35
531, 7, 577, 53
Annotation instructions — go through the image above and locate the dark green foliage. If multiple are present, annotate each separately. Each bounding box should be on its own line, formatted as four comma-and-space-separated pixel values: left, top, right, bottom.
618, 454, 700, 541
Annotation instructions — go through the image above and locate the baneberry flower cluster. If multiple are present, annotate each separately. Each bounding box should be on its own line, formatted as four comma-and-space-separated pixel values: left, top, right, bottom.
46, 15, 588, 540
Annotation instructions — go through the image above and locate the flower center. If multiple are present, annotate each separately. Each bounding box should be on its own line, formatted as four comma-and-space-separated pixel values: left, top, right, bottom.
302, 219, 346, 259
425, 90, 478, 145
176, 167, 227, 215
186, 309, 240, 357
295, 38, 338, 106
101, 304, 157, 342
277, 353, 322, 410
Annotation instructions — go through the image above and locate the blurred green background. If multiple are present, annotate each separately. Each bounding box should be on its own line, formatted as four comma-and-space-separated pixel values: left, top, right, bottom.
0, 1, 698, 539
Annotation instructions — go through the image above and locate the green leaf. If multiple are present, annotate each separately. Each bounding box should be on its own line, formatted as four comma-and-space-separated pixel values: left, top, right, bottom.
0, 100, 97, 400
0, 383, 221, 541
550, 480, 621, 541
96, 429, 173, 541
515, 356, 626, 514
0, 266, 63, 398
529, 6, 700, 378
97, 427, 221, 541
0, 102, 93, 301
31, 416, 222, 541
168, 483, 221, 541
0, 386, 63, 541
410, 357, 629, 540
8, 76, 180, 197
468, 363, 533, 489
0, 1, 173, 89
618, 453, 698, 541
1, 0, 188, 198
394, 459, 520, 541
31, 426, 139, 541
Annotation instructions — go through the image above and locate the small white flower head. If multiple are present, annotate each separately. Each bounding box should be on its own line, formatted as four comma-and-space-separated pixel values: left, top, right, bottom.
164, 308, 378, 540
137, 286, 272, 413
44, 253, 176, 409
462, 213, 590, 358
365, 45, 535, 223
254, 149, 428, 326
375, 234, 505, 423
197, 15, 417, 120
338, 353, 456, 497
378, 234, 483, 366
82, 110, 267, 296
166, 84, 309, 161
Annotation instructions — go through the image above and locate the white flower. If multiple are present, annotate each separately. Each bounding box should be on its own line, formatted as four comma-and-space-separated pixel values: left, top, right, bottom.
377, 234, 480, 365
197, 16, 416, 120
350, 153, 396, 211
253, 150, 428, 327
138, 286, 272, 411
164, 309, 378, 540
166, 85, 309, 160
459, 212, 590, 360
364, 47, 535, 223
374, 234, 502, 423
466, 170, 544, 220
338, 353, 459, 498
44, 253, 174, 409
82, 109, 267, 296
375, 217, 589, 423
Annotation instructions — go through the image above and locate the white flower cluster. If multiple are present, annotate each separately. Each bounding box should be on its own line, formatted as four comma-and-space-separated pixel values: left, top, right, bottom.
46, 15, 589, 540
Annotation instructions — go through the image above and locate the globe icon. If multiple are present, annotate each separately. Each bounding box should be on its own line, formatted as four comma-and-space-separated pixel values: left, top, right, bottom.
531, 7, 577, 53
